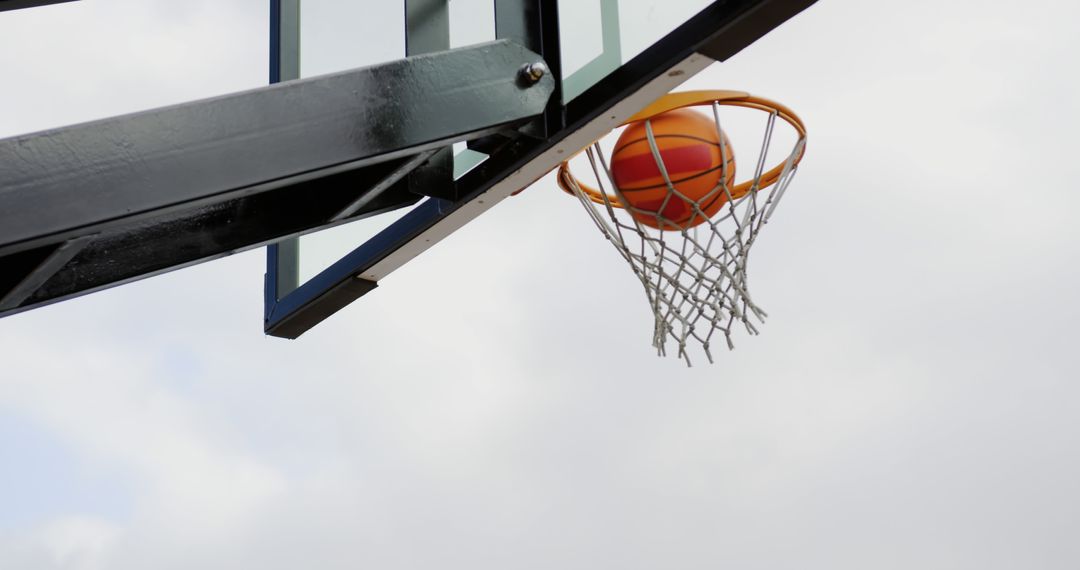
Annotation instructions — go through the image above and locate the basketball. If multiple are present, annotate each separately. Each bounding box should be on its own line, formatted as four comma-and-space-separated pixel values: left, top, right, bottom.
610, 108, 736, 230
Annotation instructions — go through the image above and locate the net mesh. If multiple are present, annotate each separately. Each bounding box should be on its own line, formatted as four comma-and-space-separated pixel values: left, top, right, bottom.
559, 101, 805, 366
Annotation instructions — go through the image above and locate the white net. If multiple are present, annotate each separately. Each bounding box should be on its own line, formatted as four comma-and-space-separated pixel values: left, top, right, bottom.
558, 99, 806, 366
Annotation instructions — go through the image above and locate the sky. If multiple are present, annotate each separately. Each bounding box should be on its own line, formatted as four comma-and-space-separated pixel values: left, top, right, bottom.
2, 0, 1080, 569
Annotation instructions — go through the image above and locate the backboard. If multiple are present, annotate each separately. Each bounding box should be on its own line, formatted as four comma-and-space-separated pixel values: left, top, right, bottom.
263, 0, 817, 338
0, 1, 76, 12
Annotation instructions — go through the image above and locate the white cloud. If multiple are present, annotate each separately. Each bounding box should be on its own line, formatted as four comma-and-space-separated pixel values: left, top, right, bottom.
3, 0, 1080, 568
0, 516, 120, 570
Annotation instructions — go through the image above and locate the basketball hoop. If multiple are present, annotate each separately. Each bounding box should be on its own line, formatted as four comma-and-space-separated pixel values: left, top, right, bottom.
557, 90, 807, 365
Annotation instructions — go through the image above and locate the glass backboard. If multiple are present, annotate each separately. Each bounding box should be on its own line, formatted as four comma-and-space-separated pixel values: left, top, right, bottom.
264, 0, 818, 337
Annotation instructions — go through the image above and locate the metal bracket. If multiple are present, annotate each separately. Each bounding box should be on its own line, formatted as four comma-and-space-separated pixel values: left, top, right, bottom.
0, 39, 555, 319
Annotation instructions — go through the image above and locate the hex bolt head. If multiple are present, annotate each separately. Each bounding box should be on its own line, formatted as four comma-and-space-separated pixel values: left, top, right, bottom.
520, 62, 549, 85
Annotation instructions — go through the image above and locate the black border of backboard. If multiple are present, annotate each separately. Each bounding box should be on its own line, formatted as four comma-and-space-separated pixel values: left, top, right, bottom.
0, 0, 77, 12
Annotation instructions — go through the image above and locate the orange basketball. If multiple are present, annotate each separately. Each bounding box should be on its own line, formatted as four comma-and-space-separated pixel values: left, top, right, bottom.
610, 108, 736, 230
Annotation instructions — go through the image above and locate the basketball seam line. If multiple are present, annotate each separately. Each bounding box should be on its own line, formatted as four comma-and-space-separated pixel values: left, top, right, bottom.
613, 133, 724, 155
615, 160, 735, 193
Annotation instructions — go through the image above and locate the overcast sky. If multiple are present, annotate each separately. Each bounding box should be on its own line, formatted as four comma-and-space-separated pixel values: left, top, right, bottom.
2, 1, 1080, 569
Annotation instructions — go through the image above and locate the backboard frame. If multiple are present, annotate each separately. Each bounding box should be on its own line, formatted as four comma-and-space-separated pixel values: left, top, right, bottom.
263, 0, 818, 338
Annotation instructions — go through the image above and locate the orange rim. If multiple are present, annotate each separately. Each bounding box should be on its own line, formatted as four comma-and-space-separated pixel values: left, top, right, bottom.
556, 90, 807, 207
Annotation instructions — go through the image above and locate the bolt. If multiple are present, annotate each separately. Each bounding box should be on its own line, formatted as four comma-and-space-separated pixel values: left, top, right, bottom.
520, 62, 548, 85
